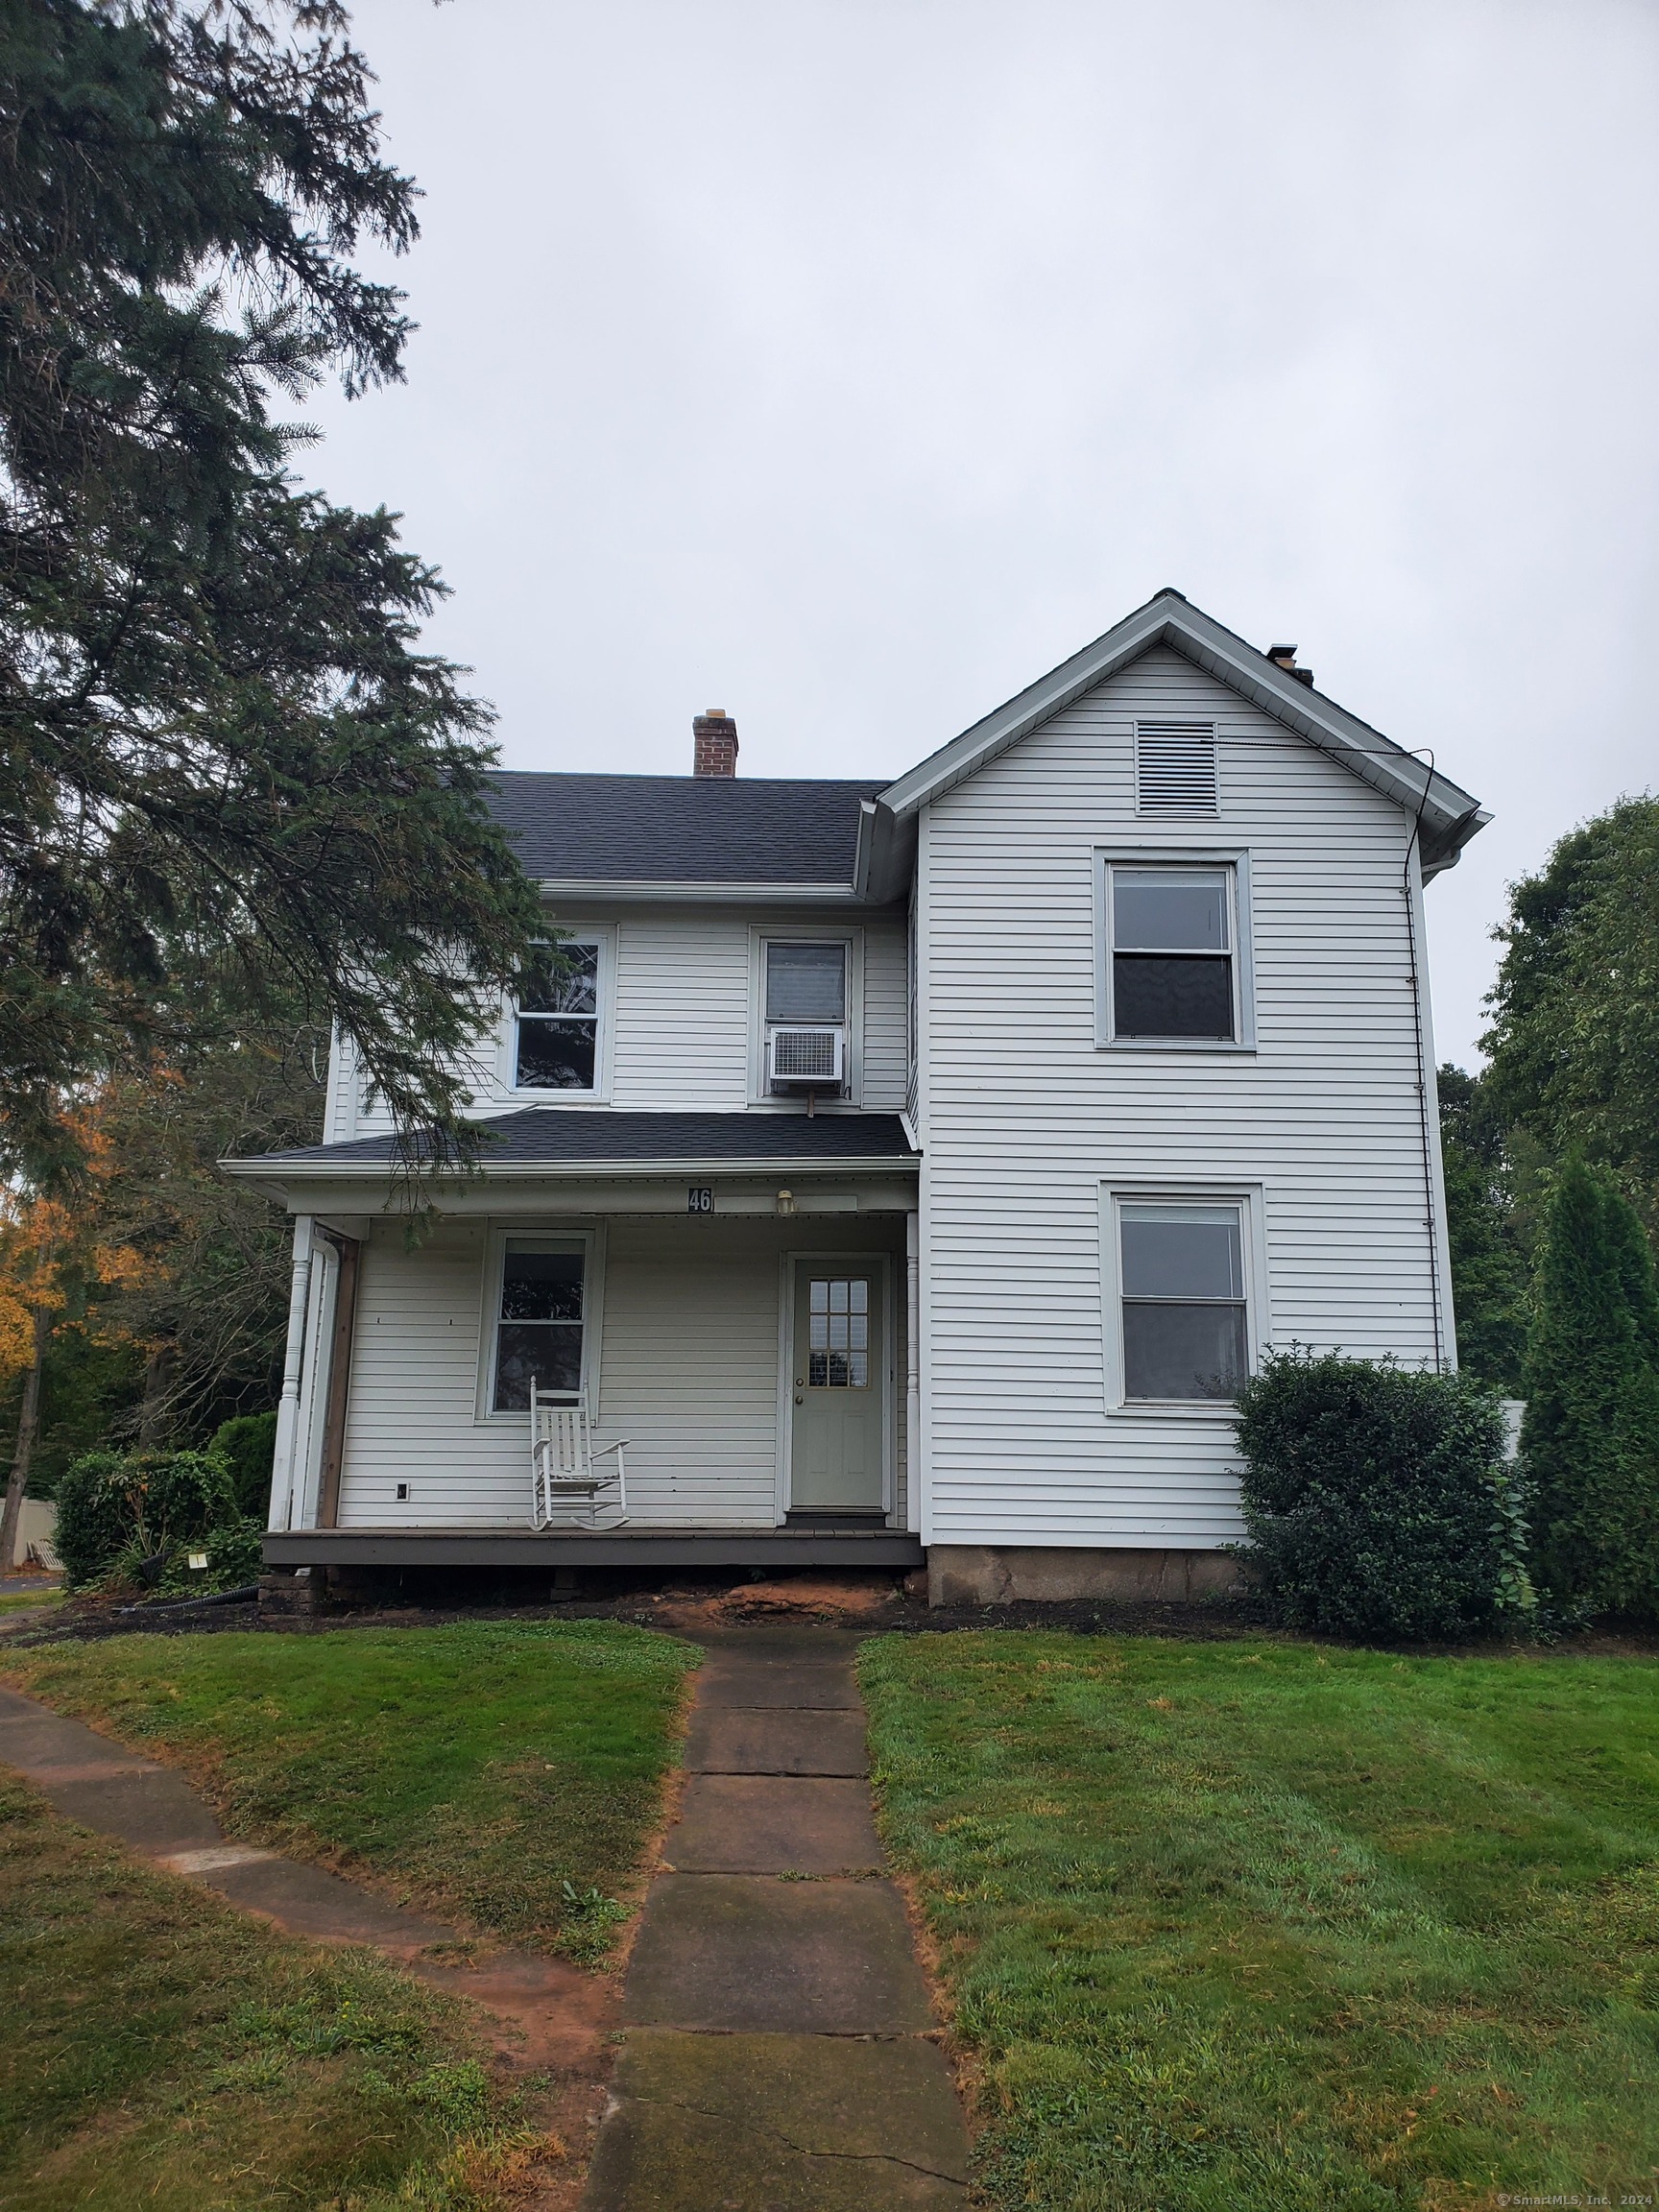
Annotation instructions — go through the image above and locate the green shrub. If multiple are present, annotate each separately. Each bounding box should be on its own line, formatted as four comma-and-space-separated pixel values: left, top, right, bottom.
1523, 1160, 1659, 1620
53, 1448, 239, 1591
53, 1452, 133, 1587
210, 1411, 278, 1521
1233, 1349, 1530, 1640
204, 1517, 266, 1590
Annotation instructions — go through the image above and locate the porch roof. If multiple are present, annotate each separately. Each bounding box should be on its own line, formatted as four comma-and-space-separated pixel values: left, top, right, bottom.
228, 1108, 920, 1180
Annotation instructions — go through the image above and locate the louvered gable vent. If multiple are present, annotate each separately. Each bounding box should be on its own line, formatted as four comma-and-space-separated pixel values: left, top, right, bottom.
1136, 721, 1219, 815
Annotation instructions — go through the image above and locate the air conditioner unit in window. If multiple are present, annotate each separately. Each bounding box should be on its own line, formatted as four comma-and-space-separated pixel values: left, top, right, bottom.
767, 1025, 844, 1090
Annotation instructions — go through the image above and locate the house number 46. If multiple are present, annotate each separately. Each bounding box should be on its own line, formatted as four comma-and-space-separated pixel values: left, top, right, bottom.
687, 1187, 714, 1214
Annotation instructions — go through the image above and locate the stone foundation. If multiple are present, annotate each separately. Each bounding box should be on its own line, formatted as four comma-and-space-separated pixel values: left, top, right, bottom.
926, 1544, 1239, 1608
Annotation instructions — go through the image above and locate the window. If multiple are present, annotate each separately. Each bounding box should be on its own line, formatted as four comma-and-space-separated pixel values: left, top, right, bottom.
752, 929, 863, 1104
1118, 1203, 1248, 1401
492, 1241, 585, 1409
1136, 721, 1219, 814
515, 943, 599, 1091
766, 941, 846, 1024
808, 1277, 869, 1388
1108, 863, 1236, 1041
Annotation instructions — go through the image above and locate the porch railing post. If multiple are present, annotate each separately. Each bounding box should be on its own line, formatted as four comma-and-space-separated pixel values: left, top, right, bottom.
905, 1209, 921, 1533
269, 1215, 316, 1532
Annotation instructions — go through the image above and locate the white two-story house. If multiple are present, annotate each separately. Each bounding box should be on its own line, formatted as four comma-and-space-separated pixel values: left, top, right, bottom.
230, 589, 1487, 1604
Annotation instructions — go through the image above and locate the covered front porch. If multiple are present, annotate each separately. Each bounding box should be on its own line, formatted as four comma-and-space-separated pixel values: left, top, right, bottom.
226, 1112, 922, 1564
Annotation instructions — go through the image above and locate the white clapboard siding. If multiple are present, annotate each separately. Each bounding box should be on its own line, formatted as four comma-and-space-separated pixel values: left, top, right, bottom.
920, 644, 1445, 1551
337, 906, 911, 1133
334, 1214, 908, 1528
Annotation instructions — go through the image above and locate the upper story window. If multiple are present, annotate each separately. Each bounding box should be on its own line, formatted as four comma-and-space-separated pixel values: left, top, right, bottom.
763, 939, 849, 1094
1098, 856, 1253, 1049
766, 941, 847, 1024
515, 942, 600, 1091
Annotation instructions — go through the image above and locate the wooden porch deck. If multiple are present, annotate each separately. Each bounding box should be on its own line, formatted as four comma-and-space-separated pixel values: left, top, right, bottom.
264, 1526, 926, 1570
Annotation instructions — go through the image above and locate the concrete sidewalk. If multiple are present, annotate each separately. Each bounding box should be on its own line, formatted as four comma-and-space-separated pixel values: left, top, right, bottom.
585, 1627, 972, 2209
0, 1684, 613, 2077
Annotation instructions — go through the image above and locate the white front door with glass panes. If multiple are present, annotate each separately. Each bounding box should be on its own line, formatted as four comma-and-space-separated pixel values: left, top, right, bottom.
492, 1241, 586, 1410
789, 1265, 884, 1510
1118, 1204, 1248, 1401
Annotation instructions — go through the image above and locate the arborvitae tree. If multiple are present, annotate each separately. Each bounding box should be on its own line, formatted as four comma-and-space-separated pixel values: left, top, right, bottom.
1438, 1064, 1529, 1392
1522, 1160, 1659, 1619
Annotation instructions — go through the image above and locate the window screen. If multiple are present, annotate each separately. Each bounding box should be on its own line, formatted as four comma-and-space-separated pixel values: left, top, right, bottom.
516, 944, 599, 1089
766, 941, 846, 1024
1119, 1203, 1247, 1400
493, 1244, 584, 1409
1111, 868, 1234, 1041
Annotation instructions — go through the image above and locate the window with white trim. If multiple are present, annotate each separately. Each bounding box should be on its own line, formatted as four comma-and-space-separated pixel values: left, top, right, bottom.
1118, 1202, 1248, 1401
766, 941, 847, 1025
491, 1238, 586, 1409
1108, 863, 1236, 1042
514, 942, 599, 1091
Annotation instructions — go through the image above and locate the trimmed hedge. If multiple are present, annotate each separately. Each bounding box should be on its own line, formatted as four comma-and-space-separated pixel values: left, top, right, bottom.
1233, 1349, 1531, 1640
54, 1448, 239, 1590
210, 1409, 278, 1521
1522, 1160, 1659, 1621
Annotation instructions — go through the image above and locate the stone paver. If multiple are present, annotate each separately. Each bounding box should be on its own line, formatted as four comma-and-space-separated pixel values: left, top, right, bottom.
585, 2032, 969, 2211
588, 1627, 971, 2207
683, 1703, 869, 1775
667, 1773, 882, 1872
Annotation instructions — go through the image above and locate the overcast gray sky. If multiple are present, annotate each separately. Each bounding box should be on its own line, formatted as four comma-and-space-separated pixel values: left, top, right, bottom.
308, 0, 1659, 1070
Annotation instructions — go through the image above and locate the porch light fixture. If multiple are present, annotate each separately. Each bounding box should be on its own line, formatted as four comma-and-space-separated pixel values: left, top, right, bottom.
776, 1189, 795, 1215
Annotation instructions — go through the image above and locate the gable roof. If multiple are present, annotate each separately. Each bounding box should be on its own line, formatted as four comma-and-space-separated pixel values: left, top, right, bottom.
487, 772, 888, 889
876, 588, 1489, 877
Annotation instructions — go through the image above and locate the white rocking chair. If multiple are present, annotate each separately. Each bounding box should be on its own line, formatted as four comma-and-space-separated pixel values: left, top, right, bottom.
530, 1382, 630, 1530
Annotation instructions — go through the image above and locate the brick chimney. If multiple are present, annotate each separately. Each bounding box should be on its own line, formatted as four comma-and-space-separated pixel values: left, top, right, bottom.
693, 708, 738, 778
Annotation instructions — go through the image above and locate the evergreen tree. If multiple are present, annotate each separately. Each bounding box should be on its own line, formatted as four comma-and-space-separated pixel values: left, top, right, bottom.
1522, 1160, 1659, 1619
0, 1, 542, 1182
1438, 1064, 1529, 1391
1484, 797, 1659, 1219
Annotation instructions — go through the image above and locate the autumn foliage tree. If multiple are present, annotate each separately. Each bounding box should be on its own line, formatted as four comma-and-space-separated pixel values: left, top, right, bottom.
0, 1115, 147, 1570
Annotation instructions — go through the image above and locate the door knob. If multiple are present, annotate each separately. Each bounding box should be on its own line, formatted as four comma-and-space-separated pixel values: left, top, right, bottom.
794, 1393, 804, 1405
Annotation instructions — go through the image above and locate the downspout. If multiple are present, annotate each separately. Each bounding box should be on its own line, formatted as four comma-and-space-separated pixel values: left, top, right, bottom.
269, 1215, 315, 1531
905, 1210, 922, 1533
1401, 767, 1445, 1372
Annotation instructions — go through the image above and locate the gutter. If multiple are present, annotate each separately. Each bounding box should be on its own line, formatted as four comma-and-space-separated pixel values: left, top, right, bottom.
222, 1152, 922, 1184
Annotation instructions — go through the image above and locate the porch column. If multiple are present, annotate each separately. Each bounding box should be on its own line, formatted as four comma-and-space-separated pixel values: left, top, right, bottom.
269, 1215, 316, 1532
905, 1209, 922, 1533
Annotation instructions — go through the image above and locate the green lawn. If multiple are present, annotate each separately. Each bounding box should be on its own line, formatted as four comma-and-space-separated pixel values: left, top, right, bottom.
0, 1772, 543, 2210
860, 1631, 1659, 2212
4, 1619, 697, 1959
0, 1589, 62, 1616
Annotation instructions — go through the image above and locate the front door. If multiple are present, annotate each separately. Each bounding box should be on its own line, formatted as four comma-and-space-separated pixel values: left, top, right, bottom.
789, 1263, 885, 1511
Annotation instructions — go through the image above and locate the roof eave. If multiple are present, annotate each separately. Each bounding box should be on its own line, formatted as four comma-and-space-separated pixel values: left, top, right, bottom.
222, 1152, 921, 1184
879, 589, 1486, 859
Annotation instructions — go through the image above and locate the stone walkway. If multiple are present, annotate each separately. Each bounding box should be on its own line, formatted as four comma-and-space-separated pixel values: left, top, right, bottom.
586, 1625, 971, 2209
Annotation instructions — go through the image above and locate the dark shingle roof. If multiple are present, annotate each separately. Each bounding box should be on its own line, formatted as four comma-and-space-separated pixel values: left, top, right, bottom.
250, 1110, 918, 1171
485, 772, 890, 884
